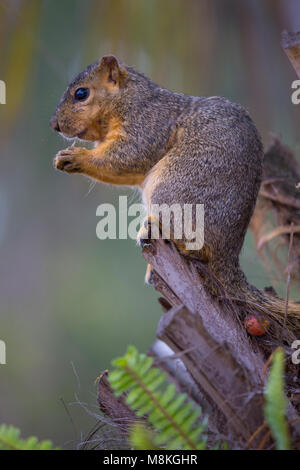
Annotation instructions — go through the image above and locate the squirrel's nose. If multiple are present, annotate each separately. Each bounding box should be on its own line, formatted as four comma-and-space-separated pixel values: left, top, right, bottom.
50, 115, 61, 132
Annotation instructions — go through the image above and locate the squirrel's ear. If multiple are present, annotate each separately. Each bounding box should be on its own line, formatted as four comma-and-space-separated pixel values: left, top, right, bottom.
99, 55, 120, 86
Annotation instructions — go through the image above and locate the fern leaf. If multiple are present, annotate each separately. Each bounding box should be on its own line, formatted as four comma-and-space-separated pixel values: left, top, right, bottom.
109, 345, 206, 450
0, 424, 58, 450
264, 347, 291, 450
129, 423, 158, 450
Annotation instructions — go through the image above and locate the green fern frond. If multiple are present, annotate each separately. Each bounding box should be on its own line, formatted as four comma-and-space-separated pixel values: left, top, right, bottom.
0, 424, 59, 450
264, 347, 291, 450
129, 423, 158, 450
109, 345, 206, 450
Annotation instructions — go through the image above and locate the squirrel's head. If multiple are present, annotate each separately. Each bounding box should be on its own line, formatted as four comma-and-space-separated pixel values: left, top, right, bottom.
50, 56, 128, 141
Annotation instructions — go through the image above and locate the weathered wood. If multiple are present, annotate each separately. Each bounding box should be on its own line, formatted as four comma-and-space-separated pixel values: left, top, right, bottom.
142, 239, 300, 448
157, 305, 264, 444
142, 240, 268, 447
143, 241, 265, 380
150, 338, 224, 447
282, 30, 300, 78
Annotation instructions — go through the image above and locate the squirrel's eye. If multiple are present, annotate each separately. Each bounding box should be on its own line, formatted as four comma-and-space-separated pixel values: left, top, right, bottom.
74, 87, 90, 101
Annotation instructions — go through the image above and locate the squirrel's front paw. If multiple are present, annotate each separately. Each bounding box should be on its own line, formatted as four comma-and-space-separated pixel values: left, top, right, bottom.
54, 147, 88, 173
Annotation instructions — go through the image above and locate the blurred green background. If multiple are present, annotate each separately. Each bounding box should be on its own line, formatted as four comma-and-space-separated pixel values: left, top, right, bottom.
0, 0, 299, 449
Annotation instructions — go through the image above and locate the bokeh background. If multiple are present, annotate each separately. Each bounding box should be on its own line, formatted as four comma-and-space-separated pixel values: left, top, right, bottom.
0, 0, 299, 449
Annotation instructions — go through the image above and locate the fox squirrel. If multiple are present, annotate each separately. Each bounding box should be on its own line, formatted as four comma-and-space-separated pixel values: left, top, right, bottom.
51, 55, 300, 339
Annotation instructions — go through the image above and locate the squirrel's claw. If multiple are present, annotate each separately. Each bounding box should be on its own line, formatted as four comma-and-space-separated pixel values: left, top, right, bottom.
137, 215, 161, 248
54, 147, 86, 173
